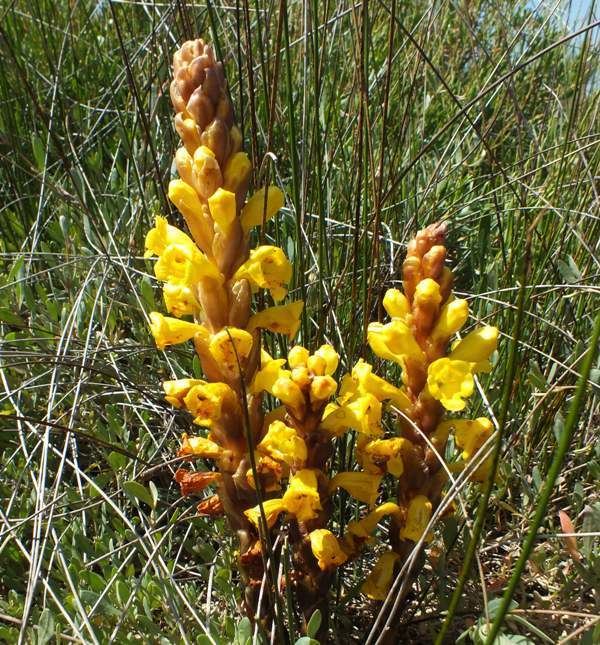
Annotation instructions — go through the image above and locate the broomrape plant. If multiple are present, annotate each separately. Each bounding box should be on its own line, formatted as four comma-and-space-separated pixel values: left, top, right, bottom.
147, 39, 499, 637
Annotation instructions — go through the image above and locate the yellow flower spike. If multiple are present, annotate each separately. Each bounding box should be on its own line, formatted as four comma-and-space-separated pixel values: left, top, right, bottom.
352, 359, 411, 412
361, 551, 400, 601
244, 498, 286, 529
329, 472, 382, 507
192, 146, 223, 200
144, 216, 194, 258
183, 382, 237, 427
358, 438, 406, 477
178, 433, 223, 459
282, 469, 322, 522
313, 345, 339, 375
367, 319, 425, 367
309, 529, 348, 571
382, 288, 411, 320
321, 394, 383, 437
163, 283, 200, 318
272, 377, 306, 416
288, 345, 310, 368
149, 312, 209, 350
163, 378, 205, 408
306, 355, 327, 376
257, 420, 307, 466
208, 328, 254, 378
223, 151, 252, 192
450, 325, 499, 372
250, 358, 290, 395
431, 298, 469, 343
246, 301, 304, 339
347, 502, 402, 539
414, 278, 442, 308
241, 186, 285, 232
154, 242, 223, 287
399, 495, 433, 542
208, 187, 237, 232
233, 246, 292, 302
310, 375, 337, 403
427, 358, 474, 411
453, 417, 494, 460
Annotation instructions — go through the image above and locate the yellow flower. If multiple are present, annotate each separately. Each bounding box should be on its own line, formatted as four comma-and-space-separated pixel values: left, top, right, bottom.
183, 382, 238, 427
414, 278, 442, 308
257, 420, 307, 466
321, 394, 383, 437
431, 298, 469, 343
178, 433, 223, 459
272, 377, 305, 417
162, 378, 205, 408
329, 472, 381, 507
241, 186, 284, 232
149, 312, 208, 350
208, 187, 237, 232
382, 288, 410, 320
247, 301, 304, 339
361, 551, 400, 600
352, 359, 411, 412
282, 469, 322, 522
250, 358, 290, 395
233, 246, 292, 302
346, 502, 402, 539
155, 242, 223, 287
310, 375, 337, 403
163, 283, 200, 317
168, 178, 205, 221
144, 216, 194, 258
453, 417, 494, 460
309, 529, 348, 570
367, 319, 424, 367
450, 325, 499, 372
427, 358, 474, 411
288, 345, 310, 368
399, 495, 433, 542
244, 498, 286, 529
313, 345, 339, 375
223, 152, 252, 192
191, 146, 222, 200
358, 438, 405, 477
208, 328, 254, 378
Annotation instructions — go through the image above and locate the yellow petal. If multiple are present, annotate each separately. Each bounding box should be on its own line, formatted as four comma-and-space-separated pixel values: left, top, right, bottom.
399, 495, 432, 542
247, 301, 304, 339
453, 417, 494, 460
382, 288, 410, 320
313, 344, 339, 375
208, 187, 237, 232
282, 469, 322, 522
149, 312, 208, 350
223, 152, 252, 193
329, 472, 381, 507
309, 529, 348, 570
183, 382, 238, 427
257, 420, 307, 466
431, 299, 469, 343
144, 216, 194, 258
414, 278, 442, 307
310, 375, 337, 403
241, 186, 284, 232
427, 358, 474, 411
208, 328, 254, 378
155, 242, 223, 287
352, 359, 411, 411
163, 378, 205, 408
233, 246, 292, 302
192, 146, 222, 199
361, 551, 400, 600
288, 345, 310, 368
358, 438, 406, 477
450, 326, 499, 367
163, 283, 200, 318
272, 377, 306, 416
347, 502, 402, 539
321, 394, 383, 437
367, 320, 424, 367
178, 433, 223, 459
244, 498, 285, 529
250, 359, 290, 395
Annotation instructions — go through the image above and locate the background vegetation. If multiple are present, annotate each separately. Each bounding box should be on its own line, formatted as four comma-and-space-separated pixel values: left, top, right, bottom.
0, 0, 598, 642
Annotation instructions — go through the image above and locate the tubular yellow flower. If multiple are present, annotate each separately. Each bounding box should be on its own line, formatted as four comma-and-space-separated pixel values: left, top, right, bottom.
288, 345, 310, 368
163, 378, 205, 408
145, 216, 195, 258
431, 298, 469, 343
352, 359, 411, 412
309, 529, 348, 570
453, 417, 494, 460
241, 186, 284, 232
272, 377, 305, 417
149, 312, 208, 350
367, 319, 425, 367
282, 469, 322, 522
382, 288, 410, 320
168, 178, 212, 235
329, 472, 381, 507
321, 394, 383, 437
208, 328, 254, 378
233, 246, 292, 302
347, 502, 402, 539
310, 375, 337, 403
244, 498, 286, 529
208, 187, 237, 232
361, 551, 400, 600
257, 420, 307, 466
414, 278, 442, 308
313, 345, 340, 376
183, 382, 238, 427
250, 358, 290, 395
246, 301, 304, 339
154, 242, 223, 287
192, 146, 222, 199
357, 438, 405, 477
427, 358, 474, 411
450, 325, 499, 372
223, 152, 252, 193
399, 495, 433, 542
178, 433, 223, 459
163, 283, 200, 317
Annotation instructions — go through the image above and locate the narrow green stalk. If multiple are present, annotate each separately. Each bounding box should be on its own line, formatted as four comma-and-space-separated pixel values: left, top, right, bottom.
484, 310, 600, 644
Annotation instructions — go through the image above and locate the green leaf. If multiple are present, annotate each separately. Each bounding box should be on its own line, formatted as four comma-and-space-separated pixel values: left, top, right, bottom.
295, 638, 319, 645
107, 451, 128, 471
233, 617, 252, 645
306, 609, 322, 638
35, 609, 54, 645
123, 481, 155, 508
